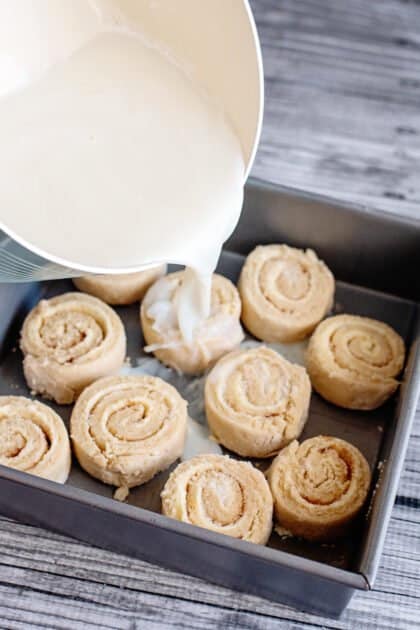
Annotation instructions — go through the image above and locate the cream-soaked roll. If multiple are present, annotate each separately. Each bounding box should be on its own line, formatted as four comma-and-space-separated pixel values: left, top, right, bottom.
0, 396, 70, 483
71, 375, 187, 495
238, 244, 334, 342
267, 435, 371, 541
73, 265, 167, 305
205, 346, 311, 458
141, 271, 244, 374
161, 454, 273, 544
20, 292, 126, 404
306, 314, 405, 410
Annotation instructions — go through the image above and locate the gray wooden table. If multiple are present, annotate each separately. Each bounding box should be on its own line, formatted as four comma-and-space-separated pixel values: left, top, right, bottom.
1, 1, 419, 628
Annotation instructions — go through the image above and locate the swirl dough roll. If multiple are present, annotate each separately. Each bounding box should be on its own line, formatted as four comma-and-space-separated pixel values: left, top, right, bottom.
71, 375, 187, 492
161, 454, 273, 544
238, 244, 334, 342
267, 436, 371, 541
20, 292, 126, 404
73, 265, 167, 305
141, 271, 244, 374
306, 314, 405, 410
0, 396, 70, 483
205, 346, 311, 458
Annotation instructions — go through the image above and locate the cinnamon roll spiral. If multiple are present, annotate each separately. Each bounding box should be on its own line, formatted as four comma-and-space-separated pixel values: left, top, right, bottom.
205, 346, 311, 457
238, 244, 334, 342
267, 436, 371, 540
20, 292, 126, 404
161, 454, 273, 544
306, 314, 405, 409
0, 396, 70, 483
71, 375, 187, 494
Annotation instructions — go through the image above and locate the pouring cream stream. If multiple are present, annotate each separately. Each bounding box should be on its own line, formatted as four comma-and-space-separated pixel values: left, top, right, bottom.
0, 1, 250, 341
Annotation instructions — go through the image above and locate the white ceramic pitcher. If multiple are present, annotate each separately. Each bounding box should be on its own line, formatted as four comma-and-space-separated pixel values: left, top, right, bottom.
0, 0, 263, 282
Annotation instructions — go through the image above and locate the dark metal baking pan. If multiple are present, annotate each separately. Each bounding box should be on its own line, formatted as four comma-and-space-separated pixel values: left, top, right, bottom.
0, 178, 418, 618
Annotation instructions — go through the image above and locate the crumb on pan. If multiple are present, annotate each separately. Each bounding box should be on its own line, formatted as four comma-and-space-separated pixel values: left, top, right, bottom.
114, 486, 130, 502
274, 524, 293, 539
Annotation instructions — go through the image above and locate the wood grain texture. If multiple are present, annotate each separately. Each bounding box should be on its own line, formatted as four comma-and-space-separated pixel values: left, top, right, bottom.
252, 0, 420, 220
0, 1, 419, 628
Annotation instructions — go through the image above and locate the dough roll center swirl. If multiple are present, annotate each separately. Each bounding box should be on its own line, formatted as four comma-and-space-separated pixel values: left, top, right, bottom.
39, 311, 104, 363
261, 258, 312, 305
227, 354, 292, 412
332, 326, 393, 372
89, 388, 173, 447
0, 416, 49, 464
187, 470, 244, 527
294, 445, 351, 506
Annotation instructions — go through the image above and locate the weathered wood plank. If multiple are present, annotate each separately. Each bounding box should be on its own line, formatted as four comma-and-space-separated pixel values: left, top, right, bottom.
0, 580, 299, 630
252, 0, 420, 220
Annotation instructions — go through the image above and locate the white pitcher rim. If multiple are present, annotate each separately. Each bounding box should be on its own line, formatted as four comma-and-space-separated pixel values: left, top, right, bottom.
0, 0, 264, 275
243, 0, 264, 180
